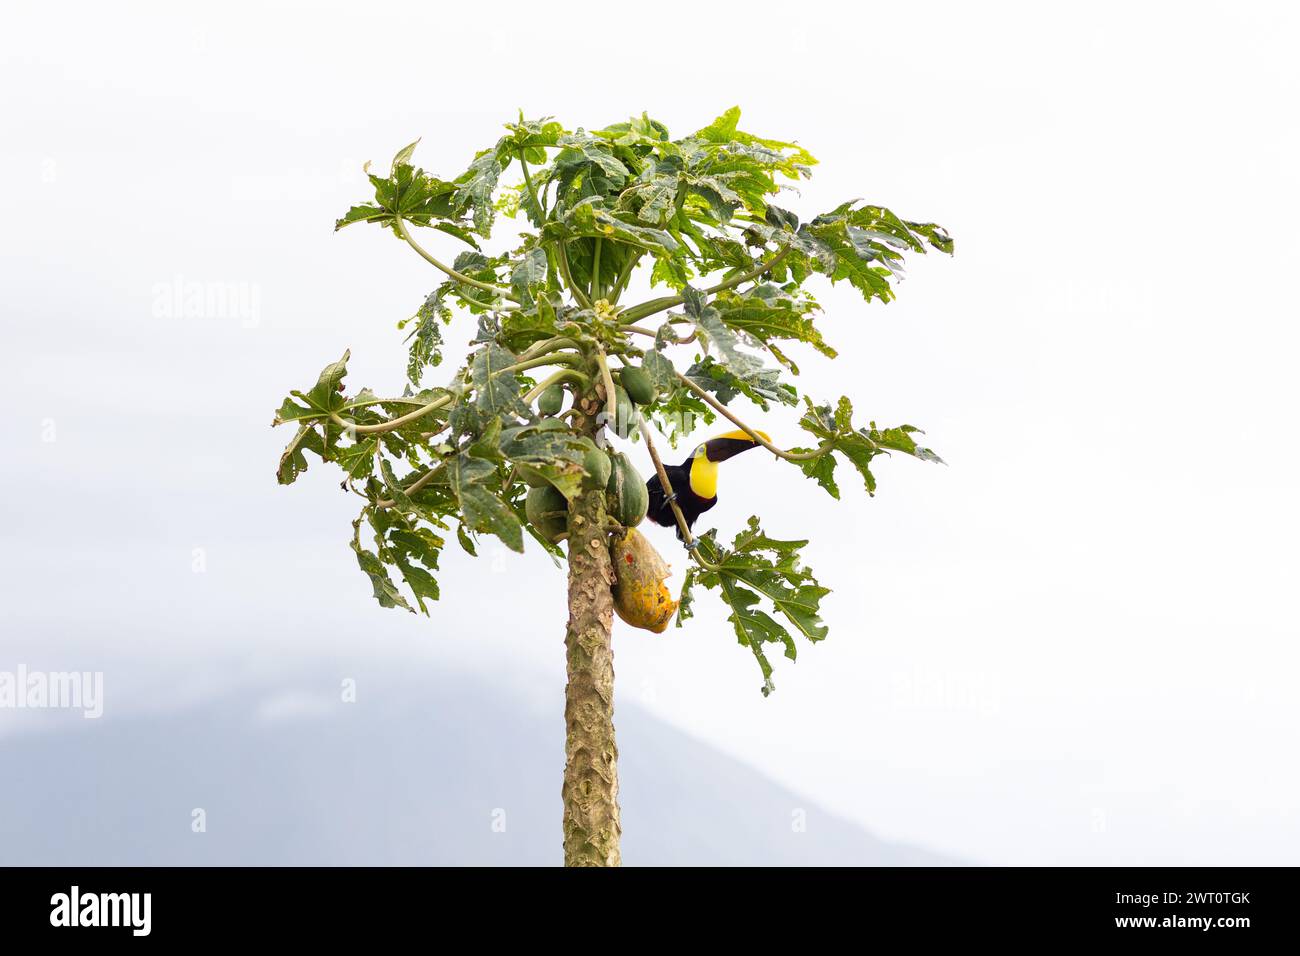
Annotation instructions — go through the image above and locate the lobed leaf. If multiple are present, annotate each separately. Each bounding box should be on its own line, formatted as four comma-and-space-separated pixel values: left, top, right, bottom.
335, 146, 462, 238
685, 356, 796, 411
710, 284, 835, 368
351, 517, 414, 613
399, 290, 452, 386
454, 145, 508, 236
469, 343, 530, 419
688, 517, 829, 696
446, 452, 524, 553
793, 396, 944, 498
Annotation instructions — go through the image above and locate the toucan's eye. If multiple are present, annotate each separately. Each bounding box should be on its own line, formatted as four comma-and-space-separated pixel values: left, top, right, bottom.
692, 445, 705, 458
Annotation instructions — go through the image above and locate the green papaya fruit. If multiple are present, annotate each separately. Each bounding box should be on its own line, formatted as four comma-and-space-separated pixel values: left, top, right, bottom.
606, 452, 648, 527
613, 385, 635, 437
537, 383, 564, 416
620, 366, 656, 406
582, 448, 612, 490
525, 485, 569, 542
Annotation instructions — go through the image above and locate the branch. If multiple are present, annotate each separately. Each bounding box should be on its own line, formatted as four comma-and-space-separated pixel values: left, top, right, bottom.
508, 352, 586, 375
674, 371, 841, 462
376, 462, 446, 509
395, 219, 520, 303
332, 393, 453, 436
521, 336, 581, 360
595, 348, 618, 427
635, 410, 721, 571
341, 395, 441, 410
335, 352, 582, 436
521, 367, 590, 404
618, 243, 793, 324
623, 324, 697, 345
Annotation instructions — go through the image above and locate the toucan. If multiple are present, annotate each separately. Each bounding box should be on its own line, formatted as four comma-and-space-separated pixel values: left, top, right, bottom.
645, 429, 770, 540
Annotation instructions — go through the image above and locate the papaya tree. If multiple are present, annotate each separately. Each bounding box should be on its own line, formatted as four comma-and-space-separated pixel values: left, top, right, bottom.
271, 108, 952, 867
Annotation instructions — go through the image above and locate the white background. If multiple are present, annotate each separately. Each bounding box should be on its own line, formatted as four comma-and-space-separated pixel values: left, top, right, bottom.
2, 0, 1297, 864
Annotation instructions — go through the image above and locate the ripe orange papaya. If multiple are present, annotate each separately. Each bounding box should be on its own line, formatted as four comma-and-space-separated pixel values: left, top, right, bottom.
611, 528, 678, 633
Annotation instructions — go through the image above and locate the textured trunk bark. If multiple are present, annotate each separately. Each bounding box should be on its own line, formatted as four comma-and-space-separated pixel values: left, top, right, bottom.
561, 389, 621, 867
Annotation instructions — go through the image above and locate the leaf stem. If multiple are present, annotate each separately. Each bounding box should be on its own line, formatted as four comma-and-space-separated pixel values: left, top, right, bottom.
623, 324, 697, 345
376, 462, 446, 508
595, 348, 618, 428
519, 160, 546, 226
673, 371, 839, 461
342, 395, 440, 410
521, 367, 590, 404
618, 243, 792, 323
521, 336, 581, 360
635, 410, 722, 572
395, 219, 520, 303
607, 250, 643, 305
591, 238, 603, 301
556, 241, 593, 309
509, 352, 585, 375
337, 353, 581, 436
332, 395, 452, 436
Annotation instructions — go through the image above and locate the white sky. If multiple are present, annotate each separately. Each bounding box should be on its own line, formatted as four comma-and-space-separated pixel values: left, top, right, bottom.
2, 0, 1298, 864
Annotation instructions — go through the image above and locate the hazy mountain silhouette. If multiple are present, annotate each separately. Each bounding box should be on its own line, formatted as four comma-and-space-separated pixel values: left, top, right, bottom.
0, 670, 953, 866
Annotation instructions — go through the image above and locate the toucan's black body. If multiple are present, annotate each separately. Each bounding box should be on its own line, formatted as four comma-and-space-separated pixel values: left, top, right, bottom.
646, 461, 714, 536
645, 431, 768, 540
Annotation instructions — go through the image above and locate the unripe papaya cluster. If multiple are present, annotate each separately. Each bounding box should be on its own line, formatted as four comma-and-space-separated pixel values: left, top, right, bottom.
523, 449, 646, 544
532, 362, 655, 425
521, 364, 676, 632
522, 361, 658, 545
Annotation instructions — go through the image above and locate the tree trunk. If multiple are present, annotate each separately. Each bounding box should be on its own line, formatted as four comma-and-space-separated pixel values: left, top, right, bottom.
561, 390, 621, 866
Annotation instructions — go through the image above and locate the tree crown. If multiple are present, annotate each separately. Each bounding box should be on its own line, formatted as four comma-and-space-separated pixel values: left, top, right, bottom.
273, 107, 952, 694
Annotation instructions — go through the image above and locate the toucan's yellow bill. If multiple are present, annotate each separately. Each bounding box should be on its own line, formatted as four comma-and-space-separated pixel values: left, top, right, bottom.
699, 430, 771, 467
686, 430, 770, 499
713, 429, 770, 444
